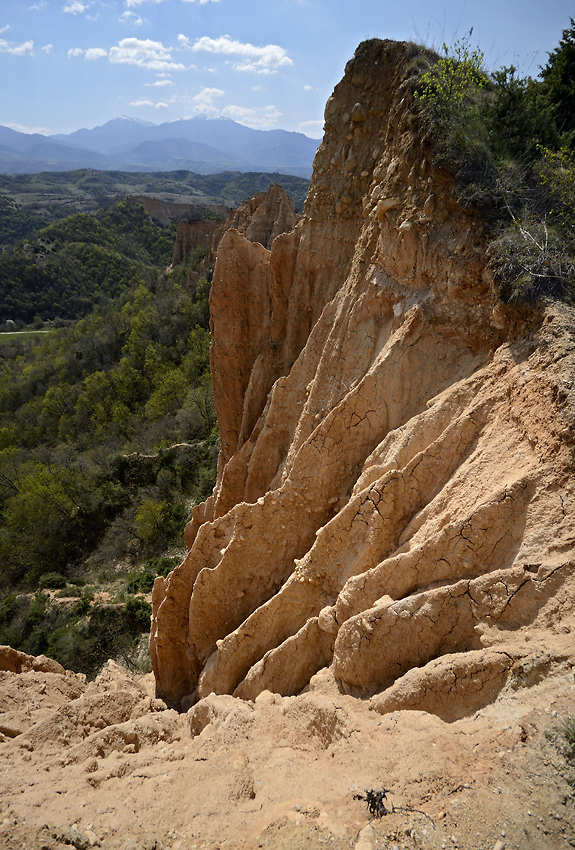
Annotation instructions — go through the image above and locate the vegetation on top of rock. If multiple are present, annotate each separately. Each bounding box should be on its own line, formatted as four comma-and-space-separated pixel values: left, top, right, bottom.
409, 21, 575, 303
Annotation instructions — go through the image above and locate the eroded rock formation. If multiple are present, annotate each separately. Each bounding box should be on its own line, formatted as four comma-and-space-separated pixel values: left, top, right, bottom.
150, 39, 575, 718
172, 218, 220, 266
211, 183, 298, 255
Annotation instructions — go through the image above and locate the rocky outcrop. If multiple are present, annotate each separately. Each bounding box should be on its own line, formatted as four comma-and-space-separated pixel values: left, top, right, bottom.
150, 39, 575, 718
172, 218, 220, 266
211, 183, 297, 255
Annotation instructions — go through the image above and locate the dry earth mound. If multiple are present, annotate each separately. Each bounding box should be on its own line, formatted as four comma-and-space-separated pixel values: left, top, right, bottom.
1, 645, 574, 849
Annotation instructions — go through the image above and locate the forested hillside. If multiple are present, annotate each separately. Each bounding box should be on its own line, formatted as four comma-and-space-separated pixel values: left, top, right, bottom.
0, 196, 218, 674
0, 168, 310, 250
0, 199, 177, 325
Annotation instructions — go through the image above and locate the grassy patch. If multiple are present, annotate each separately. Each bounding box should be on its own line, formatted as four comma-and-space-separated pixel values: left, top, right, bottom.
0, 330, 52, 345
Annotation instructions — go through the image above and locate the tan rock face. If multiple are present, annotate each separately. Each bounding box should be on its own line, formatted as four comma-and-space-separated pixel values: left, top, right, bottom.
172, 218, 219, 266
150, 39, 575, 718
211, 183, 298, 255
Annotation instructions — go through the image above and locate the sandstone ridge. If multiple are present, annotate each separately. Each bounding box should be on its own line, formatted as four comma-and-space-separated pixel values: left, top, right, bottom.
150, 39, 575, 717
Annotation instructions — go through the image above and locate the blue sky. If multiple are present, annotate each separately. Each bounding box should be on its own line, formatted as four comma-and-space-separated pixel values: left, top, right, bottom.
0, 0, 573, 138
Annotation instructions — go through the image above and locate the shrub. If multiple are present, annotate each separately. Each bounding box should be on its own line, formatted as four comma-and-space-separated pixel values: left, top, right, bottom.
489, 216, 575, 303
72, 595, 93, 616
148, 556, 180, 577
135, 499, 188, 551
124, 596, 152, 630
126, 569, 156, 594
413, 35, 489, 172
538, 146, 575, 230
38, 572, 68, 590
561, 714, 575, 761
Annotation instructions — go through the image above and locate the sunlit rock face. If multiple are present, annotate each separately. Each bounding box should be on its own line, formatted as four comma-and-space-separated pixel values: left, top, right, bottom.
150, 39, 575, 716
210, 182, 298, 255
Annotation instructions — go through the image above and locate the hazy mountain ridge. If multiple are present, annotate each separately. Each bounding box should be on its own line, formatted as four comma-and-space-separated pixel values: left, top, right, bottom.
0, 116, 319, 177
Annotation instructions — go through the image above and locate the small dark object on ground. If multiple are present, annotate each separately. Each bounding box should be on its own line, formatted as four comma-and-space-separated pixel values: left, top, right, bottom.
353, 789, 391, 818
354, 788, 435, 824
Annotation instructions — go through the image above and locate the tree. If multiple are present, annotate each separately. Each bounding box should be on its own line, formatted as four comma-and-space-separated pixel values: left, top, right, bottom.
541, 18, 575, 148
414, 36, 486, 139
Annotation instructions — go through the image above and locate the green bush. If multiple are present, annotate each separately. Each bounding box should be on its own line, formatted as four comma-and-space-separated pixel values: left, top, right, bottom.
38, 572, 68, 590
410, 22, 575, 305
126, 569, 156, 594
72, 595, 93, 616
149, 556, 180, 576
124, 596, 152, 630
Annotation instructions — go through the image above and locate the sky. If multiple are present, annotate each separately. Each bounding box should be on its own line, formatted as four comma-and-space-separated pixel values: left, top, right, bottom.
0, 0, 573, 139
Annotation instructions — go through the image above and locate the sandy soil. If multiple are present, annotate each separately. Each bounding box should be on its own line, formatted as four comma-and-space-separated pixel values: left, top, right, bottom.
0, 655, 574, 850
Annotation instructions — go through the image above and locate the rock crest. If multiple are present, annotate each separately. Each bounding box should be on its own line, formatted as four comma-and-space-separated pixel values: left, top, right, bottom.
150, 40, 575, 721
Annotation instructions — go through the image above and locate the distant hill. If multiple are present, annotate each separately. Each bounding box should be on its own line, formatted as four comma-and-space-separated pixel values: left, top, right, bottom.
0, 116, 320, 177
0, 168, 310, 248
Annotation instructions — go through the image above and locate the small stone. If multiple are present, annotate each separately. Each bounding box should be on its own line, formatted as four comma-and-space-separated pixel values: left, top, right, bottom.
351, 103, 367, 124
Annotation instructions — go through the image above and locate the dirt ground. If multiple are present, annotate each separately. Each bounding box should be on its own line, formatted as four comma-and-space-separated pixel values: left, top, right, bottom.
0, 653, 574, 850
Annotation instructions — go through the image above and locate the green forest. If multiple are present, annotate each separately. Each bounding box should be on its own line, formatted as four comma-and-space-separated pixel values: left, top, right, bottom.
0, 193, 221, 674
0, 168, 310, 250
0, 199, 178, 324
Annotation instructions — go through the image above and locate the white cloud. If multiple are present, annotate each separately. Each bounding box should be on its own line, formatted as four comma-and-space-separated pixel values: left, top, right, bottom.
68, 46, 107, 59
42, 43, 53, 53
221, 104, 282, 128
0, 38, 34, 56
30, 2, 47, 9
63, 0, 89, 14
299, 120, 323, 137
192, 86, 224, 113
120, 10, 145, 25
304, 85, 312, 91
110, 37, 185, 71
181, 0, 220, 3
86, 47, 107, 59
126, 0, 167, 6
0, 26, 10, 35
129, 98, 169, 109
188, 35, 293, 73
145, 78, 173, 86
6, 122, 51, 134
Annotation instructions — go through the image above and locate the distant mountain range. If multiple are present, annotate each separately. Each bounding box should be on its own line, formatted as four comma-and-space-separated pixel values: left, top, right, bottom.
0, 116, 320, 177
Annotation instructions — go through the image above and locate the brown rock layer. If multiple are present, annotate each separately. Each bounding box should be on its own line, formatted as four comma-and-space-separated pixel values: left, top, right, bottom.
211, 183, 298, 255
172, 218, 220, 265
150, 39, 575, 715
133, 196, 229, 229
